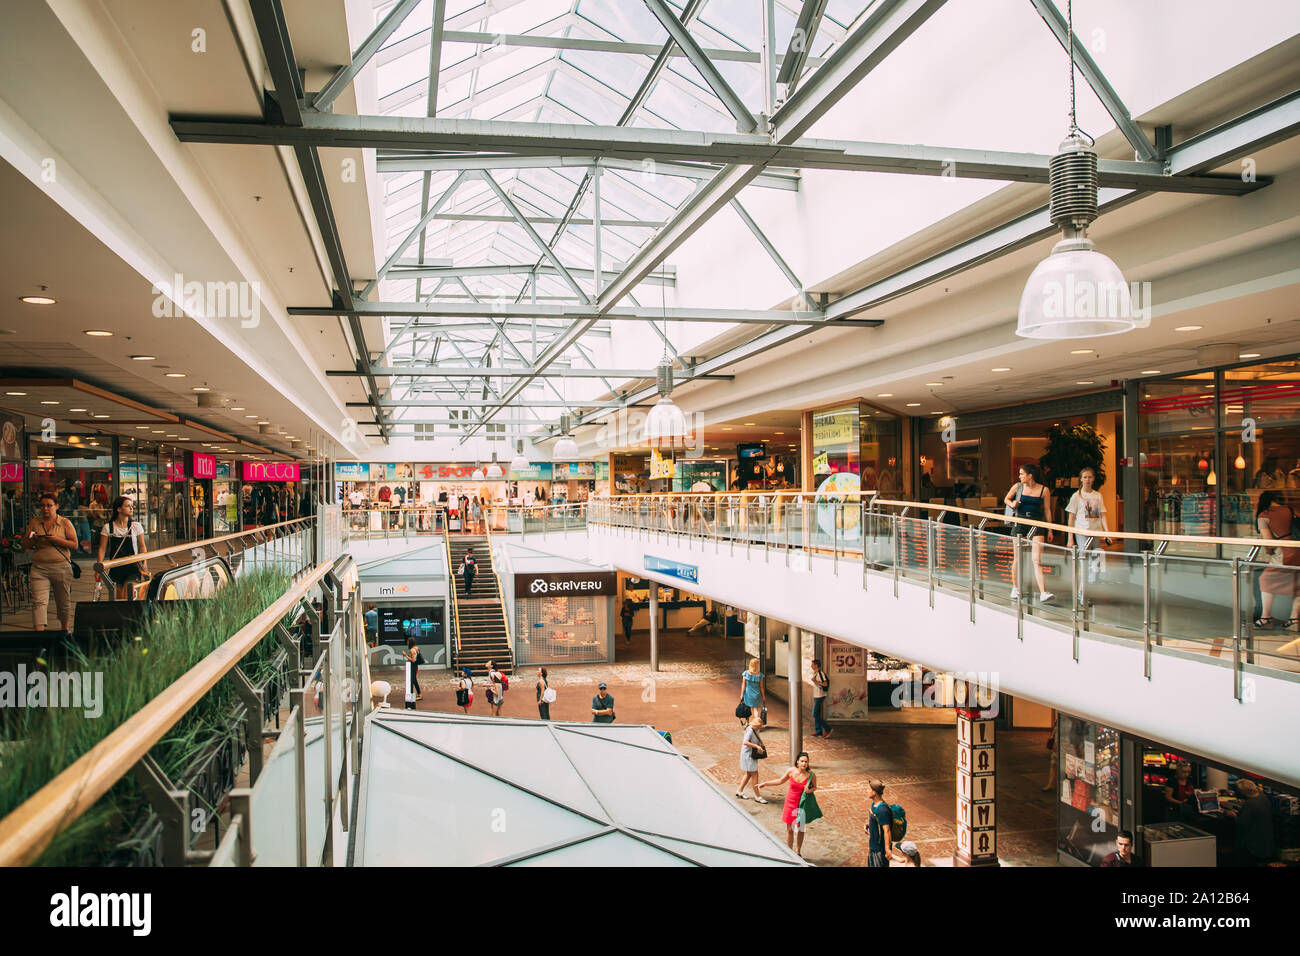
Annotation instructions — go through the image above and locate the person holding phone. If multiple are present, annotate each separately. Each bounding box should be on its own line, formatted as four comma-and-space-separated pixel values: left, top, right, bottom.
96, 495, 148, 600
25, 492, 78, 632
1065, 467, 1112, 583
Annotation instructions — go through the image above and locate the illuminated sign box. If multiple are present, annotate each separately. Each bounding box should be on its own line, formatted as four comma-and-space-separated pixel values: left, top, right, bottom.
242, 461, 301, 481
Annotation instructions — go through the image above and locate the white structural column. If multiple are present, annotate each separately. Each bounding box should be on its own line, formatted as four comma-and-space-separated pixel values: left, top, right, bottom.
788, 629, 803, 758
650, 589, 660, 672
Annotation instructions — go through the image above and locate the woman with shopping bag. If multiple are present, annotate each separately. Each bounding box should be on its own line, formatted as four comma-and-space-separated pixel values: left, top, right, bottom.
759, 752, 819, 858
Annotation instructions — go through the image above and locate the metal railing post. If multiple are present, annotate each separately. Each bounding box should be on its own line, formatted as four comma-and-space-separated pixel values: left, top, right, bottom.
1232, 557, 1243, 701
1072, 542, 1081, 661
926, 515, 935, 607
968, 526, 976, 623
863, 503, 870, 592
1015, 535, 1024, 642
290, 686, 307, 867
1142, 551, 1153, 680
834, 506, 840, 575
892, 515, 900, 598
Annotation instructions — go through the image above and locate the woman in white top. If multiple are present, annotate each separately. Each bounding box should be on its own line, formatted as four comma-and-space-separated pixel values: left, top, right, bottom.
97, 495, 148, 599
1065, 468, 1112, 582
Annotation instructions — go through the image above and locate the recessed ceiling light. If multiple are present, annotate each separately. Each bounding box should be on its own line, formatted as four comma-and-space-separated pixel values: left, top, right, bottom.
93, 414, 110, 419
4, 391, 26, 396
20, 295, 56, 305
191, 386, 210, 392
130, 355, 156, 361
245, 414, 257, 418
1070, 349, 1094, 355
152, 430, 165, 434
877, 393, 893, 398
721, 426, 733, 431
991, 367, 1011, 372
1077, 381, 1095, 385
231, 407, 245, 411
166, 434, 178, 438
906, 402, 921, 407
136, 425, 149, 430
257, 420, 270, 425
40, 400, 59, 405
925, 382, 943, 387
1141, 370, 1162, 375
69, 407, 86, 412
1174, 325, 1203, 332
1239, 353, 1261, 359
165, 372, 186, 378
83, 329, 113, 337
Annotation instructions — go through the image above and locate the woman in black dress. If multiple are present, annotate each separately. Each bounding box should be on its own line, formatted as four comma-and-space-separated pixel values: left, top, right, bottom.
1003, 463, 1055, 603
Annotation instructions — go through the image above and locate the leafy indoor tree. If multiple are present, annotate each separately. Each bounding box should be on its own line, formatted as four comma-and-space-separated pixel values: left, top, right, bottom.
1039, 423, 1106, 501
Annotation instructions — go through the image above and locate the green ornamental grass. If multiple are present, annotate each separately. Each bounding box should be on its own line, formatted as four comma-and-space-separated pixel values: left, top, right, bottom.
0, 570, 296, 865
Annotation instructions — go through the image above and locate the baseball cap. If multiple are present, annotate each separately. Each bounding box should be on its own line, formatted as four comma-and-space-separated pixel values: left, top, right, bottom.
598, 681, 607, 689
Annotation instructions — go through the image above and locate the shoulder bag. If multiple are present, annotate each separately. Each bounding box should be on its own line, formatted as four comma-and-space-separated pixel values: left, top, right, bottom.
798, 776, 824, 824
750, 728, 767, 760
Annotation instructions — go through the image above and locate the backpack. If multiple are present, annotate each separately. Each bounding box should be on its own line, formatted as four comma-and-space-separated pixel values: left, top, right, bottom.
498, 672, 509, 691
885, 803, 907, 842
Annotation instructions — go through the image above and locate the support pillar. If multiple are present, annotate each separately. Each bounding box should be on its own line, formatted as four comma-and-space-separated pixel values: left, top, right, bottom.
955, 679, 999, 867
788, 628, 803, 759
649, 588, 659, 673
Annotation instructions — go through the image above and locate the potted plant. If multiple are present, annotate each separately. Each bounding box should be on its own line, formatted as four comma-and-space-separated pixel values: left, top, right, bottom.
1040, 423, 1107, 503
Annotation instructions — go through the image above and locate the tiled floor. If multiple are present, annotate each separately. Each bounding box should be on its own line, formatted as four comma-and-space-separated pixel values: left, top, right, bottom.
376, 627, 1058, 867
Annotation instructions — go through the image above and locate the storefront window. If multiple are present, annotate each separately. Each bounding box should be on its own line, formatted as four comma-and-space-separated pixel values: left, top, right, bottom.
811, 404, 860, 480
515, 594, 608, 664
1056, 715, 1122, 865
29, 435, 113, 555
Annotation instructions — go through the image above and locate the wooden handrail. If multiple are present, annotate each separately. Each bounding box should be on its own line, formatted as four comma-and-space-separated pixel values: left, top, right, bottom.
99, 517, 314, 570
0, 561, 333, 867
593, 494, 1300, 550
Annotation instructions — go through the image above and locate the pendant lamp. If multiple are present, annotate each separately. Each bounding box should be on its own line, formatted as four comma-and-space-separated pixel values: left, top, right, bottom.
1016, 0, 1143, 340
510, 440, 529, 473
553, 414, 579, 460
485, 452, 504, 478
645, 274, 688, 449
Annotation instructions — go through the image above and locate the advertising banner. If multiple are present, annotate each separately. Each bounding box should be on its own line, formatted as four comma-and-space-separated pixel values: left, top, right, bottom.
643, 555, 698, 584
508, 462, 552, 481
514, 571, 617, 598
242, 461, 301, 482
825, 637, 868, 721
650, 449, 674, 479
813, 414, 854, 447
335, 462, 369, 479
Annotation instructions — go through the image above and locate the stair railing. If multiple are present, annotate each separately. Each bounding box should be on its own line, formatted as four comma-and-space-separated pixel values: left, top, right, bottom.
484, 507, 514, 667
441, 509, 462, 665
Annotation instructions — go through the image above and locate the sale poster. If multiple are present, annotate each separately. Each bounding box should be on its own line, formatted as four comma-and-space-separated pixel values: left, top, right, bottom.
826, 637, 868, 722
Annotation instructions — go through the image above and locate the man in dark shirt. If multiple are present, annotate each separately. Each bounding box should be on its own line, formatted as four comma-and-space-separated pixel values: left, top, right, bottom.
865, 780, 893, 867
1101, 830, 1139, 867
1228, 779, 1275, 866
591, 682, 615, 723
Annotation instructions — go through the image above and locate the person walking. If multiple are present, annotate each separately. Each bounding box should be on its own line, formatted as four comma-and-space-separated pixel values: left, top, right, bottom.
865, 780, 894, 867
403, 637, 422, 701
96, 495, 148, 600
25, 492, 77, 633
454, 666, 474, 714
759, 752, 817, 857
1065, 467, 1112, 584
809, 658, 831, 738
620, 597, 634, 645
1254, 491, 1300, 628
485, 660, 504, 716
739, 657, 765, 727
536, 666, 555, 720
459, 548, 477, 597
734, 711, 770, 803
591, 681, 615, 723
1004, 463, 1054, 603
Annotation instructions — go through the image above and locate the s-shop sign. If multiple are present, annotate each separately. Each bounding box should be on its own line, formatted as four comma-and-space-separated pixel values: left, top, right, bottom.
515, 571, 616, 599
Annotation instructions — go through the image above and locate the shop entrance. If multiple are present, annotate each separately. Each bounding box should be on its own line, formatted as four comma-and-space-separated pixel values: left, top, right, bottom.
615, 572, 747, 670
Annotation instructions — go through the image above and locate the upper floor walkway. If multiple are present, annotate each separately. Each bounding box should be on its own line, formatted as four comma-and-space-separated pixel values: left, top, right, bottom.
494, 496, 1300, 787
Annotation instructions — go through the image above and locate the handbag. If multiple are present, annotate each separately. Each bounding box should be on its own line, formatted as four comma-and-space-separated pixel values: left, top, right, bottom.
735, 701, 752, 720
542, 683, 557, 704
1004, 482, 1021, 519
69, 557, 81, 579
798, 781, 824, 824
760, 705, 768, 725
750, 729, 767, 760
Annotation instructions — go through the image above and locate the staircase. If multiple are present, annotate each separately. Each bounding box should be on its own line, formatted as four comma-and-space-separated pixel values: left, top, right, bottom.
449, 536, 513, 676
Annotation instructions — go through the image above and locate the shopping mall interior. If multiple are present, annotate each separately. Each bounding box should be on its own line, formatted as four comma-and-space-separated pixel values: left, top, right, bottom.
0, 0, 1297, 897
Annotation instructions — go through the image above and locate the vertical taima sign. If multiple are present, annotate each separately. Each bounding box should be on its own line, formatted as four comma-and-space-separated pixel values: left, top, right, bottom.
955, 679, 998, 866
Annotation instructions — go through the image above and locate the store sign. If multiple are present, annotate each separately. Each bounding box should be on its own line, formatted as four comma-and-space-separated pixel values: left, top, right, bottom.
643, 555, 698, 583
514, 571, 616, 598
335, 462, 369, 479
166, 462, 186, 481
242, 461, 300, 482
508, 462, 552, 481
412, 464, 503, 480
955, 711, 998, 866
187, 452, 216, 480
612, 454, 647, 474
813, 414, 854, 447
650, 449, 674, 479
0, 462, 22, 482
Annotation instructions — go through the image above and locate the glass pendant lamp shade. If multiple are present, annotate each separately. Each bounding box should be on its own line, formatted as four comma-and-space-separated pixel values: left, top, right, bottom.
553, 435, 579, 460
1017, 238, 1142, 339
510, 440, 529, 473
645, 396, 688, 449
485, 453, 504, 478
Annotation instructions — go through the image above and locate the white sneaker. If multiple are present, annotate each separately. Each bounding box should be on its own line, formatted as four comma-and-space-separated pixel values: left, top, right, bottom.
1040, 592, 1054, 602
1010, 587, 1020, 600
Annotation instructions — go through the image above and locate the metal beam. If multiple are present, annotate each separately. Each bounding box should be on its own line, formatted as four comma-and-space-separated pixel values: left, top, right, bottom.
396, 211, 662, 228
355, 399, 631, 408
1029, 0, 1157, 162
312, 0, 423, 112
730, 198, 802, 292
366, 169, 468, 298
642, 0, 758, 133
1165, 89, 1300, 175
432, 29, 828, 66
772, 0, 947, 143
478, 170, 592, 303
330, 367, 734, 380
620, 0, 705, 126
776, 0, 829, 92
248, 0, 302, 125
172, 114, 1262, 195
289, 302, 872, 326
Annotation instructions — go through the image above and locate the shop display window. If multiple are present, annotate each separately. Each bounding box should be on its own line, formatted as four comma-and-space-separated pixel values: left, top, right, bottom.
29, 435, 113, 554
515, 594, 607, 664
1056, 715, 1121, 865
811, 404, 860, 479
